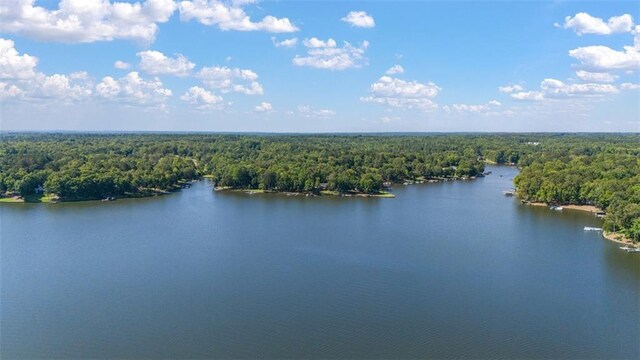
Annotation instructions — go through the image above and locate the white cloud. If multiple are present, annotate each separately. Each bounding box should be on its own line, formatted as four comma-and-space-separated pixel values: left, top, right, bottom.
510, 78, 619, 101
3, 72, 93, 102
443, 100, 501, 113
385, 65, 404, 75
69, 71, 88, 80
0, 0, 177, 43
33, 73, 92, 100
367, 76, 440, 98
511, 91, 545, 101
0, 38, 38, 79
180, 86, 223, 109
96, 71, 172, 107
178, 0, 298, 32
361, 75, 440, 111
271, 37, 297, 48
303, 37, 337, 48
341, 11, 375, 28
137, 50, 195, 76
498, 84, 523, 93
293, 38, 369, 70
0, 38, 178, 107
114, 60, 131, 70
569, 45, 640, 71
575, 70, 618, 83
561, 12, 634, 35
254, 101, 272, 112
198, 65, 263, 95
568, 24, 640, 71
620, 82, 640, 90
0, 38, 93, 102
0, 82, 21, 99
296, 104, 335, 118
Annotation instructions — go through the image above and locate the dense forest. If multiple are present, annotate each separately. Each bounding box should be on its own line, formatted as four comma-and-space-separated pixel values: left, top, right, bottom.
1, 133, 638, 241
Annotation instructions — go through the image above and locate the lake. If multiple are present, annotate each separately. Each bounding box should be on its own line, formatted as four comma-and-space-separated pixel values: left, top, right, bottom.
1, 165, 638, 359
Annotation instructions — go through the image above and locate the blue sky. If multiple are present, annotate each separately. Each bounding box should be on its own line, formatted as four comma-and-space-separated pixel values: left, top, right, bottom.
1, 0, 638, 132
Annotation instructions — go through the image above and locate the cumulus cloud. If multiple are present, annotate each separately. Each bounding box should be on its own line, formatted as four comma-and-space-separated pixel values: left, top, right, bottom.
498, 84, 523, 93
198, 65, 263, 95
0, 38, 93, 102
178, 0, 298, 32
254, 101, 272, 112
137, 50, 195, 76
575, 70, 618, 83
560, 12, 634, 35
0, 37, 177, 107
96, 71, 172, 107
511, 91, 545, 101
30, 73, 93, 100
385, 65, 404, 75
0, 38, 38, 79
271, 37, 297, 48
180, 86, 223, 109
0, 81, 22, 99
569, 45, 640, 71
510, 78, 619, 101
0, 0, 177, 43
303, 37, 337, 48
114, 61, 131, 70
341, 11, 375, 28
296, 104, 335, 118
620, 82, 640, 90
361, 75, 440, 111
293, 38, 369, 70
568, 25, 640, 71
2, 73, 93, 102
443, 100, 501, 114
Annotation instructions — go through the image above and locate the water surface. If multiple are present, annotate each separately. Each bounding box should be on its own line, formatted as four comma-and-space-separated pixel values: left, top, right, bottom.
2, 165, 638, 358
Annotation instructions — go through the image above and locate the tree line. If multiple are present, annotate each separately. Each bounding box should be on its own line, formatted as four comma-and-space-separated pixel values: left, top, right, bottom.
1, 133, 638, 241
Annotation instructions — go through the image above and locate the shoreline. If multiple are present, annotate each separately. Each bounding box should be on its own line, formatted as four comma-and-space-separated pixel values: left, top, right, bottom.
524, 201, 638, 246
212, 174, 486, 199
602, 231, 637, 247
1, 174, 484, 204
0, 183, 188, 204
214, 187, 396, 198
526, 202, 601, 213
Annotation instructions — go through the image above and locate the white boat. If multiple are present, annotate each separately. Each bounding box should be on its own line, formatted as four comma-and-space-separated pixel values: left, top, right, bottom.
551, 206, 563, 211
583, 227, 603, 231
619, 246, 640, 252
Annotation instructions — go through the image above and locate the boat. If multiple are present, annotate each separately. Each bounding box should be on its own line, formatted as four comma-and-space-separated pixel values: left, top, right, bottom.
620, 246, 640, 253
502, 190, 516, 196
550, 206, 563, 211
583, 227, 603, 231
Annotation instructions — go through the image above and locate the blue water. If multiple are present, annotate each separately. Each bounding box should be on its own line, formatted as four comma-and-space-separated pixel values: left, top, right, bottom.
1, 165, 638, 358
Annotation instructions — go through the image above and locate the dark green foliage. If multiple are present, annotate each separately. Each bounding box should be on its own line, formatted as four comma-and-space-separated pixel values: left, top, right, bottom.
511, 135, 639, 241
1, 133, 638, 240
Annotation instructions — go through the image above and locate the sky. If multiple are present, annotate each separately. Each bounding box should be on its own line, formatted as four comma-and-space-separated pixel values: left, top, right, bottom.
0, 0, 639, 132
